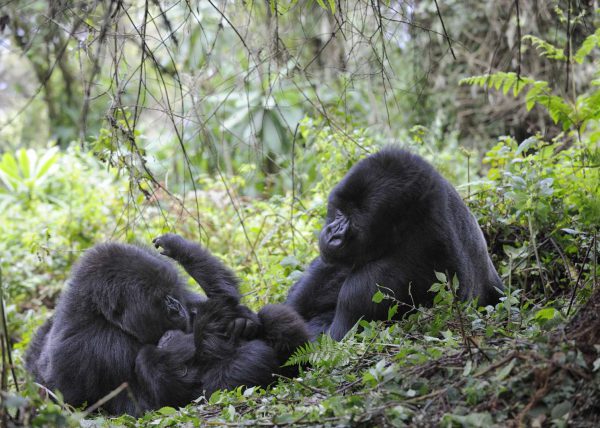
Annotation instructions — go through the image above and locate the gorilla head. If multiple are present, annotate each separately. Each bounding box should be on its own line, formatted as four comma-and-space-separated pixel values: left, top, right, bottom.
71, 243, 192, 343
319, 149, 438, 266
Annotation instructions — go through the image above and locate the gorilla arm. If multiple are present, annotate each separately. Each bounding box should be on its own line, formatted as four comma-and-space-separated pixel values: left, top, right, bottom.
153, 233, 240, 300
328, 264, 382, 341
153, 233, 259, 338
328, 258, 423, 341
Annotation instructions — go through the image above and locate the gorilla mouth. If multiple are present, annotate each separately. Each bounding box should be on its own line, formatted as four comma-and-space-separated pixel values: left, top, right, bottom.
329, 237, 343, 247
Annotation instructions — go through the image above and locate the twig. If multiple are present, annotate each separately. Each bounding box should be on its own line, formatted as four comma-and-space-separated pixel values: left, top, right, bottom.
566, 236, 596, 316
0, 266, 19, 393
290, 123, 300, 254
82, 382, 129, 416
273, 374, 326, 395
514, 0, 521, 79
528, 214, 549, 298
404, 379, 466, 404
474, 351, 519, 377
433, 0, 456, 60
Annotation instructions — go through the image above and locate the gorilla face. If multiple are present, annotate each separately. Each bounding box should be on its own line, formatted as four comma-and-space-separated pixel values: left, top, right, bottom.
119, 292, 191, 345
318, 157, 410, 266
319, 208, 351, 262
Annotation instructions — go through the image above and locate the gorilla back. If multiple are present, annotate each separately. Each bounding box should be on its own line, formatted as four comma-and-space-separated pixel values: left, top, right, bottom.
287, 148, 504, 340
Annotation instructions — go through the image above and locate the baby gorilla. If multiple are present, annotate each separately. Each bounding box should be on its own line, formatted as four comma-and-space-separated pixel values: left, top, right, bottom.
26, 234, 308, 416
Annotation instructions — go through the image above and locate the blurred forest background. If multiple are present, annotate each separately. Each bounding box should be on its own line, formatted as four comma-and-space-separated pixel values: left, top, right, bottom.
0, 0, 599, 426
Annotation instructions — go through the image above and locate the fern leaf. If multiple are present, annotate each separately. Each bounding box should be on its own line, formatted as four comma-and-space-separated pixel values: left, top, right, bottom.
523, 35, 567, 61
284, 341, 320, 367
540, 96, 573, 129
284, 334, 351, 368
524, 81, 550, 111
460, 72, 533, 96
574, 28, 600, 64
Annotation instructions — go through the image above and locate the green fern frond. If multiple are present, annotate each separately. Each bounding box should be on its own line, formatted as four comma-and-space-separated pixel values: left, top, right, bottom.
284, 334, 351, 368
460, 72, 534, 97
462, 72, 577, 130
574, 28, 600, 64
523, 35, 567, 61
523, 81, 550, 110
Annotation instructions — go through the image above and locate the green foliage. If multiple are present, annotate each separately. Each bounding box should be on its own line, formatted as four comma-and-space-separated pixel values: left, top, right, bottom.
522, 35, 566, 61
0, 147, 59, 209
314, 0, 336, 13
461, 25, 600, 132
574, 27, 600, 63
1, 10, 599, 426
460, 26, 599, 300
285, 331, 353, 369
461, 72, 580, 131
0, 147, 126, 382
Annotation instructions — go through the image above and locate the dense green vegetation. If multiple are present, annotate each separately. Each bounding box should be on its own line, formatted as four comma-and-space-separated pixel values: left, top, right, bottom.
0, 1, 598, 426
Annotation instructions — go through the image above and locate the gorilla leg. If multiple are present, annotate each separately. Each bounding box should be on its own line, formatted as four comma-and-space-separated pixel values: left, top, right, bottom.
258, 304, 309, 365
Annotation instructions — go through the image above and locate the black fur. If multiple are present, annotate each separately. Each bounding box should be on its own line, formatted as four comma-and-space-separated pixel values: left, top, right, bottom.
26, 234, 308, 416
286, 148, 504, 340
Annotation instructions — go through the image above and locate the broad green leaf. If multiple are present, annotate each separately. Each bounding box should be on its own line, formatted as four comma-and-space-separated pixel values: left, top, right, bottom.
494, 357, 516, 381
315, 0, 327, 10
372, 290, 385, 303
0, 169, 17, 192
157, 406, 177, 415
434, 271, 447, 283
387, 303, 398, 320
327, 0, 336, 13
534, 307, 558, 321
574, 28, 600, 63
35, 146, 59, 180
0, 152, 19, 180
18, 149, 33, 179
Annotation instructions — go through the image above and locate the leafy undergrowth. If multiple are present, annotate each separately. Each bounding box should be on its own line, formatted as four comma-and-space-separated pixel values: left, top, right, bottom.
2, 128, 599, 427
115, 287, 599, 427
9, 287, 598, 427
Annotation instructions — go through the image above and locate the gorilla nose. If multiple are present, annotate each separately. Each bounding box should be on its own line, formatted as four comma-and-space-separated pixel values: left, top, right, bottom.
324, 222, 348, 247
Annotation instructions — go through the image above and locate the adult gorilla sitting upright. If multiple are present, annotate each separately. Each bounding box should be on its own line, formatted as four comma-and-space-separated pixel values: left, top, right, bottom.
286, 148, 504, 340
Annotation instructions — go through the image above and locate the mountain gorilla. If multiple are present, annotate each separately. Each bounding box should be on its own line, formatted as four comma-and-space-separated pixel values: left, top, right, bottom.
26, 234, 308, 416
286, 148, 504, 340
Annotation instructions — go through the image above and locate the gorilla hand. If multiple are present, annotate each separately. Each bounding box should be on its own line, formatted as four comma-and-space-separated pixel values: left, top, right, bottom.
228, 316, 259, 340
153, 233, 187, 260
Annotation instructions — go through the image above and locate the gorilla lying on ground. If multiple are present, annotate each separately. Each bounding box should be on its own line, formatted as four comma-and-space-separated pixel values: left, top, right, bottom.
26, 234, 308, 416
286, 148, 504, 340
